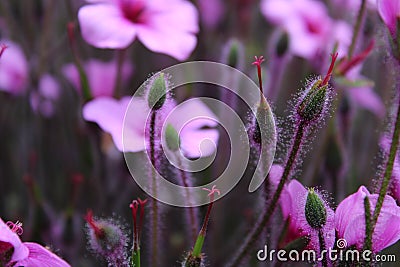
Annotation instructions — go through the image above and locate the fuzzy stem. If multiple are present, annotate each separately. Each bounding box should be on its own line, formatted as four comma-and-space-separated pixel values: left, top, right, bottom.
318, 230, 327, 267
348, 0, 367, 59
176, 156, 198, 242
228, 122, 306, 266
363, 196, 372, 256
371, 96, 400, 231
149, 110, 159, 267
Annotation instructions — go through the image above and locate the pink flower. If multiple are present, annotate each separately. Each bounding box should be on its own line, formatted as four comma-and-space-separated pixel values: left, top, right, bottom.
335, 186, 400, 252
279, 179, 335, 252
261, 0, 351, 59
377, 0, 400, 37
82, 96, 219, 158
78, 0, 199, 60
0, 218, 70, 266
0, 40, 28, 95
30, 74, 61, 118
62, 59, 133, 98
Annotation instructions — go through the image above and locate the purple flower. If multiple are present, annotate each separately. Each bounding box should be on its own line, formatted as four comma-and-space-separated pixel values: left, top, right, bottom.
62, 59, 133, 98
0, 40, 28, 95
377, 0, 400, 38
82, 96, 219, 158
197, 0, 224, 29
261, 0, 351, 59
78, 0, 199, 60
30, 74, 61, 118
335, 186, 400, 252
0, 218, 70, 267
279, 179, 335, 252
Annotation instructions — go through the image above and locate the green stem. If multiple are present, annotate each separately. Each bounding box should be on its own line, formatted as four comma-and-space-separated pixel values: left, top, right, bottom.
371, 97, 400, 230
363, 196, 372, 266
176, 156, 198, 242
149, 110, 159, 267
318, 230, 327, 267
131, 248, 141, 267
348, 0, 367, 59
228, 122, 306, 266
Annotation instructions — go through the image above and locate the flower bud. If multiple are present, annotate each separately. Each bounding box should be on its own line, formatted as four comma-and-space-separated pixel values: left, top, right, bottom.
85, 210, 128, 265
296, 80, 328, 123
165, 123, 180, 151
148, 72, 167, 110
222, 39, 244, 69
252, 98, 271, 145
305, 188, 327, 229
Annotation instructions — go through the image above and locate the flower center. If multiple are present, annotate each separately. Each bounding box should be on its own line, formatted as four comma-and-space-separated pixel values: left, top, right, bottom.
120, 0, 146, 23
0, 241, 14, 265
6, 221, 23, 235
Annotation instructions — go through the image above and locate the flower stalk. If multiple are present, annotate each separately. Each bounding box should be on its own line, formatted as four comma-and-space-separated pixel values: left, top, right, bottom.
371, 95, 400, 233
183, 186, 220, 267
228, 53, 338, 266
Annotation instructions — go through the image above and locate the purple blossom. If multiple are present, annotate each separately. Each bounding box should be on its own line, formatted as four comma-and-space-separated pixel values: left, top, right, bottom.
197, 0, 224, 29
0, 218, 70, 267
335, 186, 400, 252
279, 179, 335, 252
78, 0, 199, 60
82, 96, 219, 158
261, 0, 351, 59
30, 74, 61, 118
62, 59, 133, 98
377, 0, 400, 38
0, 40, 28, 95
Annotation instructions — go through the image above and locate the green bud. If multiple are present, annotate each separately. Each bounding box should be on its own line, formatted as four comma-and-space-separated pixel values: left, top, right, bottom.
227, 42, 239, 68
165, 124, 180, 151
222, 39, 244, 69
305, 188, 327, 229
148, 72, 167, 110
252, 98, 270, 144
297, 80, 327, 122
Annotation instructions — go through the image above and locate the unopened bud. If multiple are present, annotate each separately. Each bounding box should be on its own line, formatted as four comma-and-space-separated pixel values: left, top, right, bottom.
165, 124, 180, 151
296, 80, 328, 122
148, 72, 167, 110
305, 188, 327, 229
85, 211, 128, 264
222, 39, 244, 69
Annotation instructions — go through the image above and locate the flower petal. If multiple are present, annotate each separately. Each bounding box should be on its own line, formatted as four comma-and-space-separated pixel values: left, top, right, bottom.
16, 242, 70, 267
0, 218, 28, 262
136, 0, 198, 60
78, 3, 136, 49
